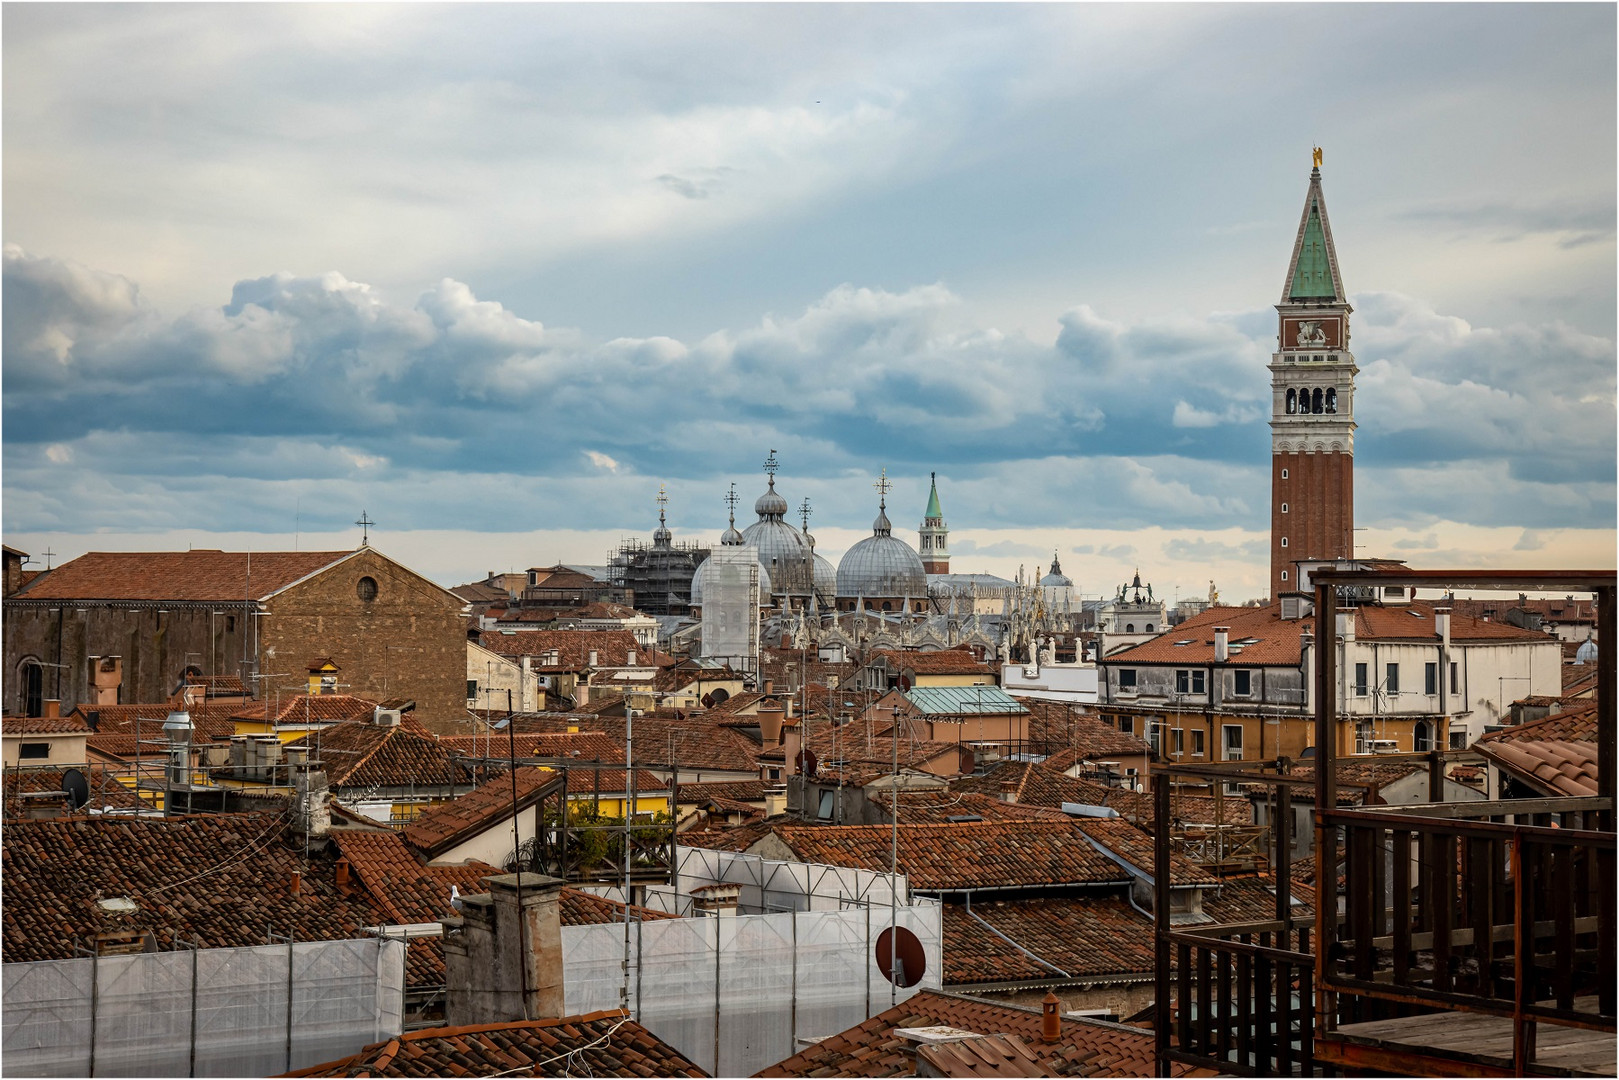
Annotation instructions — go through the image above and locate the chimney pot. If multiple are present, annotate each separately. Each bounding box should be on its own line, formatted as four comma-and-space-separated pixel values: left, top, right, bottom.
42, 699, 60, 719
588, 650, 598, 667
1000, 780, 1018, 804
1042, 990, 1061, 1044
763, 679, 774, 695
1213, 627, 1229, 663
336, 858, 351, 892
289, 870, 302, 896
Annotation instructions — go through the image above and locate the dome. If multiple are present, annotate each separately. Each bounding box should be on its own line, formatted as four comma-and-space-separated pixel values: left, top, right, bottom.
837, 534, 926, 598
691, 553, 770, 607
754, 479, 790, 519
1575, 636, 1598, 665
1039, 552, 1072, 589
652, 523, 673, 546
813, 552, 837, 606
742, 518, 814, 595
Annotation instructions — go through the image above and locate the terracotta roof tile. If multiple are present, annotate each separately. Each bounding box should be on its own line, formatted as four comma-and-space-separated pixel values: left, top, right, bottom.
287, 721, 476, 790
2, 814, 382, 963
401, 766, 663, 856
509, 715, 763, 774
2, 764, 145, 814
942, 895, 1155, 984
1475, 738, 1597, 798
1482, 699, 1599, 744
1197, 873, 1315, 924
477, 630, 674, 671
1, 713, 91, 735
438, 731, 626, 763
759, 989, 1202, 1077
15, 550, 352, 602
870, 649, 997, 677
287, 1010, 707, 1077
760, 821, 1129, 892
72, 702, 245, 743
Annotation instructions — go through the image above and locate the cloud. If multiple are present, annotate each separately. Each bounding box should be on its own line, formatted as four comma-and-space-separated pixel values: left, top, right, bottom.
1, 250, 1611, 543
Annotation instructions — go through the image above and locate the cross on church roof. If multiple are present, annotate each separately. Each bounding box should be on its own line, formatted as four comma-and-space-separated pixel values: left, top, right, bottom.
873, 468, 891, 509
798, 498, 813, 532
355, 511, 374, 547
724, 483, 739, 521
656, 483, 668, 524
762, 449, 779, 479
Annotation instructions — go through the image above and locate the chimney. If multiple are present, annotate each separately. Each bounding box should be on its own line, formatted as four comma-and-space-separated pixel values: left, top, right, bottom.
288, 870, 302, 896
1041, 991, 1062, 1044
335, 858, 353, 894
291, 768, 330, 838
763, 679, 774, 696
1000, 780, 1018, 805
42, 700, 60, 719
763, 785, 787, 817
1213, 627, 1229, 663
758, 699, 786, 747
627, 651, 636, 667
519, 656, 532, 713
783, 718, 803, 777
1434, 607, 1452, 649
443, 873, 566, 1026
588, 650, 599, 667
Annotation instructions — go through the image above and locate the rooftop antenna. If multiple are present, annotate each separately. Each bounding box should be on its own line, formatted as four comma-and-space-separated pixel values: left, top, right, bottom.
40, 547, 56, 570
355, 511, 374, 548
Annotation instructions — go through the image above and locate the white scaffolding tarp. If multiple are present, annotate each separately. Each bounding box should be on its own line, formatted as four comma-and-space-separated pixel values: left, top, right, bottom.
2, 938, 405, 1078
563, 898, 942, 1077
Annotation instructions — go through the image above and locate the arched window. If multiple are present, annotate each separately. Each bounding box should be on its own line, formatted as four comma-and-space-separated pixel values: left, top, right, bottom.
1413, 720, 1432, 752
356, 576, 378, 602
1325, 387, 1337, 413
16, 658, 44, 718
1286, 388, 1297, 414
1125, 623, 1135, 633
1145, 624, 1155, 632
1311, 388, 1324, 414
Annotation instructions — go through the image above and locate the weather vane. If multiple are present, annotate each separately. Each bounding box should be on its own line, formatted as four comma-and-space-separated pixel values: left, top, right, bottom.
873, 468, 891, 508
799, 497, 813, 532
355, 511, 374, 546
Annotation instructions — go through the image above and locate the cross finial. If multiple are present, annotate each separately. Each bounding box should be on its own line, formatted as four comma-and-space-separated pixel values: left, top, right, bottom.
798, 497, 813, 532
656, 483, 668, 525
724, 483, 739, 525
355, 511, 374, 546
763, 449, 779, 479
40, 546, 56, 570
873, 467, 891, 509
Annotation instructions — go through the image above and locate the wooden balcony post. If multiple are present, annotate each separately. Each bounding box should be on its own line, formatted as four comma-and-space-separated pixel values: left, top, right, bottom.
1313, 575, 1338, 1043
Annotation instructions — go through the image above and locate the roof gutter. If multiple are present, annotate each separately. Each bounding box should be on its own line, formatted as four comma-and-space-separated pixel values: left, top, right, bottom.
963, 890, 1070, 979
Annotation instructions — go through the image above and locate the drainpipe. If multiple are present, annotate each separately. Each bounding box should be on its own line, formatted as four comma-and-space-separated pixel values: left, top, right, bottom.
963, 891, 1071, 978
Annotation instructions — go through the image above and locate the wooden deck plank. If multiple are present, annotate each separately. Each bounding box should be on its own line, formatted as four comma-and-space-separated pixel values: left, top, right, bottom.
1331, 999, 1615, 1078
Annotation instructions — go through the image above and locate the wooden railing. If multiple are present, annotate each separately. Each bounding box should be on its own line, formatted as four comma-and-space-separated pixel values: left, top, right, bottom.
1322, 797, 1616, 1059
1164, 918, 1315, 1076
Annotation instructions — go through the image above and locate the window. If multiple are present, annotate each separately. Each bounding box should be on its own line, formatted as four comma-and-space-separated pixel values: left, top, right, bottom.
1413, 721, 1432, 752
225, 615, 236, 632
18, 660, 43, 718
467, 679, 479, 701
1281, 537, 1289, 548
1118, 669, 1137, 689
1424, 663, 1438, 696
1281, 468, 1289, 479
1354, 663, 1368, 696
1386, 663, 1400, 695
1286, 388, 1297, 413
1281, 503, 1289, 514
1145, 624, 1155, 632
817, 790, 835, 821
1191, 729, 1205, 756
1234, 669, 1252, 696
1450, 662, 1459, 694
1222, 724, 1244, 761
1125, 624, 1135, 633
1175, 670, 1206, 695
1118, 716, 1134, 735
1172, 729, 1184, 755
356, 576, 379, 602
19, 742, 50, 760
1281, 570, 1288, 582
1449, 730, 1468, 750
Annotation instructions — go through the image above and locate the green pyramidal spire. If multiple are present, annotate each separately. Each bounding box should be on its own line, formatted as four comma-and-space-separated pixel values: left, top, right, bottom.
1290, 199, 1336, 300
925, 472, 943, 519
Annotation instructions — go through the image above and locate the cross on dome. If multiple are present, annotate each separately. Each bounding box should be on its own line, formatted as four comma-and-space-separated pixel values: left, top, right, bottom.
763, 449, 779, 482
799, 498, 813, 532
873, 468, 891, 509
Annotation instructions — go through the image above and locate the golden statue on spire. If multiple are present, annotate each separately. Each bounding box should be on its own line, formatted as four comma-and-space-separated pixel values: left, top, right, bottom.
1312, 146, 1323, 168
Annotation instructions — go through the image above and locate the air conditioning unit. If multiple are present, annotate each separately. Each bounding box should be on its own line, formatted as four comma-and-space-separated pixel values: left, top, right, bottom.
374, 708, 402, 727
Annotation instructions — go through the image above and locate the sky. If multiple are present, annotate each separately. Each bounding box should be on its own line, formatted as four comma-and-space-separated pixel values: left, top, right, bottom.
4, 3, 1615, 602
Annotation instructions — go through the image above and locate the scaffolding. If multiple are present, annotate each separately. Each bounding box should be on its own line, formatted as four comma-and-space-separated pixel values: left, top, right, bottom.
608, 537, 707, 617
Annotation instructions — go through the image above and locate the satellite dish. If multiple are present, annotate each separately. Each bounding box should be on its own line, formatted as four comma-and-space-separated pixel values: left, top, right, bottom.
796, 747, 818, 777
874, 926, 926, 987
898, 673, 913, 693
61, 768, 90, 811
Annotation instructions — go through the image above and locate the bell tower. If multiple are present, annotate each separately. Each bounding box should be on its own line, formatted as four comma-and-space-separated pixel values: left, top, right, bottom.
1270, 150, 1356, 598
919, 472, 949, 575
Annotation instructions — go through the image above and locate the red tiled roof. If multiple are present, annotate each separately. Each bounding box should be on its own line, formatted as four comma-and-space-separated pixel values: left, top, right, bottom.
1483, 699, 1599, 744
874, 790, 1072, 824
477, 629, 673, 671
2, 764, 145, 813
331, 828, 497, 926
941, 895, 1154, 985
2, 814, 382, 963
402, 767, 562, 854
1288, 758, 1426, 789
1475, 738, 1597, 798
678, 822, 777, 853
287, 722, 475, 790
287, 1010, 707, 1078
676, 779, 768, 803
1198, 873, 1315, 924
1016, 702, 1151, 758
509, 715, 764, 774
760, 822, 1129, 892
759, 989, 1202, 1077
1, 714, 91, 735
232, 694, 383, 725
15, 550, 352, 602
870, 649, 996, 677
438, 731, 626, 763
71, 702, 245, 743
1444, 597, 1599, 626
1072, 817, 1217, 886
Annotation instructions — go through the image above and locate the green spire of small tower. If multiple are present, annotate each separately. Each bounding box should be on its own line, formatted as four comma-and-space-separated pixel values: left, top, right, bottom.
925, 472, 943, 519
1289, 199, 1336, 300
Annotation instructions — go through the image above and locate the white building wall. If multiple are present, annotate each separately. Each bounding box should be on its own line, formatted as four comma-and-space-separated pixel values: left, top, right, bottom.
700, 549, 760, 667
